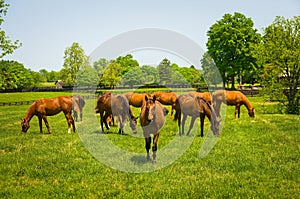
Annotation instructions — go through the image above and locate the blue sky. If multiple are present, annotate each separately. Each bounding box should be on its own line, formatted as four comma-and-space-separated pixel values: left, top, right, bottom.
3, 0, 300, 71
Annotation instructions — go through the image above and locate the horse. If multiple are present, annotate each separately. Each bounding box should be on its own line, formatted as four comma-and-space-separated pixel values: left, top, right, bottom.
124, 92, 152, 108
140, 95, 168, 163
96, 93, 138, 134
188, 91, 212, 104
21, 96, 75, 134
151, 91, 177, 117
72, 94, 85, 122
174, 94, 219, 137
212, 90, 255, 119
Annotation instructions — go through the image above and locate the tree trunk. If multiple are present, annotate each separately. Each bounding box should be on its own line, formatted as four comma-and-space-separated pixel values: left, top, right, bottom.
231, 74, 235, 90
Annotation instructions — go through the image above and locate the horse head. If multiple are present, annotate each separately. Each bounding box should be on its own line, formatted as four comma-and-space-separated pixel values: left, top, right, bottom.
129, 115, 139, 134
21, 118, 30, 133
248, 108, 255, 118
145, 95, 157, 123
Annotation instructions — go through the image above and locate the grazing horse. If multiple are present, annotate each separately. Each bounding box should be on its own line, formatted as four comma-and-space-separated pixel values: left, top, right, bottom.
72, 94, 85, 122
212, 90, 255, 119
124, 92, 152, 107
140, 95, 168, 163
188, 91, 212, 104
151, 91, 177, 117
174, 94, 219, 137
96, 93, 138, 134
21, 96, 75, 134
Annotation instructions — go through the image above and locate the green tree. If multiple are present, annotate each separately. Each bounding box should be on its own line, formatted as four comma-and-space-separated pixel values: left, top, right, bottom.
121, 66, 143, 87
0, 60, 34, 89
201, 52, 222, 87
0, 0, 21, 58
141, 65, 159, 84
76, 66, 98, 87
62, 42, 89, 86
101, 61, 122, 89
115, 54, 139, 75
255, 16, 300, 114
207, 12, 261, 89
157, 58, 173, 85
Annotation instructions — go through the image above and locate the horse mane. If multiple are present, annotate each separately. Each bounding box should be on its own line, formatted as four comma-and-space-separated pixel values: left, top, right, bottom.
241, 93, 254, 111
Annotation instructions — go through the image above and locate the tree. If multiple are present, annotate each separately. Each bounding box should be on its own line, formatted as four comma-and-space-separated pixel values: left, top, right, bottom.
141, 65, 160, 84
0, 60, 34, 90
76, 66, 98, 87
0, 0, 21, 58
207, 12, 261, 89
201, 52, 223, 87
100, 61, 122, 89
121, 66, 144, 87
115, 54, 139, 75
255, 16, 300, 114
157, 58, 173, 85
62, 42, 89, 86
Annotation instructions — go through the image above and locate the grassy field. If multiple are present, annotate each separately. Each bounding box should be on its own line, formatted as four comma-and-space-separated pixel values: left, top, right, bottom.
0, 91, 299, 198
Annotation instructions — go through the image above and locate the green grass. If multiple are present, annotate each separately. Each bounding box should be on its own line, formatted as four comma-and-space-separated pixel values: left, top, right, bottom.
0, 92, 299, 198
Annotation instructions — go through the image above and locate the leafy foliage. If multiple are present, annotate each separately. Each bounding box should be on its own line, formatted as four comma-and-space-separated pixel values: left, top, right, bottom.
61, 42, 90, 86
0, 60, 34, 90
255, 16, 300, 114
207, 12, 260, 88
0, 0, 21, 58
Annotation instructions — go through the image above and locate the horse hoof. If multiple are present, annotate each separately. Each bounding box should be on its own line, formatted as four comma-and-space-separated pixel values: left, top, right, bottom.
152, 159, 156, 164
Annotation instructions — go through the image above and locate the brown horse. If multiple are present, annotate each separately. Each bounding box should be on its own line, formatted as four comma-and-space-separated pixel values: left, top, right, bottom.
140, 95, 168, 163
124, 92, 152, 107
188, 91, 212, 104
151, 91, 177, 117
21, 96, 75, 134
72, 94, 85, 122
212, 90, 255, 119
96, 93, 138, 134
174, 94, 219, 137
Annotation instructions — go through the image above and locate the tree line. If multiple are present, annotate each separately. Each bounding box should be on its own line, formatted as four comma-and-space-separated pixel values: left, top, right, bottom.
0, 0, 299, 114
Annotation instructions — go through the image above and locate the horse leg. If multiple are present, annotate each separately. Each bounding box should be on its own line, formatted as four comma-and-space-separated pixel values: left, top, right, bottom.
234, 105, 239, 119
238, 105, 241, 118
73, 111, 78, 122
145, 136, 151, 161
65, 112, 75, 133
186, 116, 196, 136
80, 109, 83, 122
38, 116, 43, 133
118, 115, 124, 134
42, 116, 51, 134
200, 114, 205, 137
103, 112, 110, 131
152, 133, 159, 163
181, 114, 187, 136
100, 112, 105, 133
177, 110, 182, 136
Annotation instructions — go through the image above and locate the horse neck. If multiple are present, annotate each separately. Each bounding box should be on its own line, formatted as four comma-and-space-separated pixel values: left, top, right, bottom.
242, 95, 253, 112
24, 103, 36, 123
202, 100, 217, 122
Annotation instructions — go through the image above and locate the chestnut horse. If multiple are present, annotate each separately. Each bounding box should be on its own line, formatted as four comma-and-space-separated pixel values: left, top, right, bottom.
140, 95, 168, 163
72, 94, 85, 122
151, 91, 177, 117
174, 94, 219, 137
212, 90, 255, 119
124, 92, 151, 107
188, 91, 212, 104
21, 96, 75, 134
96, 93, 138, 134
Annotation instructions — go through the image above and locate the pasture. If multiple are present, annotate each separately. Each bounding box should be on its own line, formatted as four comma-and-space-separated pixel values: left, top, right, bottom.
0, 91, 299, 198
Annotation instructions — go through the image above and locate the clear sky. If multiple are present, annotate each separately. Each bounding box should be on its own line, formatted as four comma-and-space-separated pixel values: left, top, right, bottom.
3, 0, 300, 71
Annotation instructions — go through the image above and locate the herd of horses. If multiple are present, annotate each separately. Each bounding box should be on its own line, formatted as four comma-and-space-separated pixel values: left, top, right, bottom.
21, 90, 255, 163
